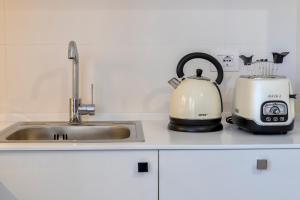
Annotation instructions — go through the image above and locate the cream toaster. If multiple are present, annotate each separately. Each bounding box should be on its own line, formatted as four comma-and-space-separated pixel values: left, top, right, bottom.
231, 75, 296, 134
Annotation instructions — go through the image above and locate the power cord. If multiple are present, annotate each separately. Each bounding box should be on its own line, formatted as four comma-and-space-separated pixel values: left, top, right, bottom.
226, 116, 233, 124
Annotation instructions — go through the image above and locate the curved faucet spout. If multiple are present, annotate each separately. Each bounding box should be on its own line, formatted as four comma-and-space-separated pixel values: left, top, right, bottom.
68, 41, 80, 99
67, 41, 96, 124
68, 41, 79, 64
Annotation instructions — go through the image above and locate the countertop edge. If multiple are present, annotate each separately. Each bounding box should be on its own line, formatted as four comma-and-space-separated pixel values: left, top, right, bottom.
0, 144, 299, 151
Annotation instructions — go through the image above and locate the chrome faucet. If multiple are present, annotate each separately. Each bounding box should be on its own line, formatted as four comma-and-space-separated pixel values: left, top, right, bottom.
68, 41, 95, 124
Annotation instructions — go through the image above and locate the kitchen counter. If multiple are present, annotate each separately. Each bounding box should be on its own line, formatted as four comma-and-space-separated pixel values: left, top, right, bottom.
0, 116, 299, 150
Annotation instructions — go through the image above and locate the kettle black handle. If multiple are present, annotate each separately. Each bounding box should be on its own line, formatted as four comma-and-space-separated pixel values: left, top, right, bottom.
176, 52, 224, 85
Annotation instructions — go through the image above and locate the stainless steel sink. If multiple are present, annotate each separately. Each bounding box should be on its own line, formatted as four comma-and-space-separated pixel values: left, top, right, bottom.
0, 121, 144, 143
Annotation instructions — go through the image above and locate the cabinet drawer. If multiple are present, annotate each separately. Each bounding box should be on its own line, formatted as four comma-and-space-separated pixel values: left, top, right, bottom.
0, 150, 158, 200
160, 149, 300, 200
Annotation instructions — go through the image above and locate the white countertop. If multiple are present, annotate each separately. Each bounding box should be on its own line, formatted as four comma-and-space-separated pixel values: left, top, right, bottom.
0, 115, 300, 150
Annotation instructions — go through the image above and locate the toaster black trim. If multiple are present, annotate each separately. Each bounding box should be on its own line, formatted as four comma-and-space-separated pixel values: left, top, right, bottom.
168, 117, 223, 132
260, 100, 288, 123
232, 115, 294, 135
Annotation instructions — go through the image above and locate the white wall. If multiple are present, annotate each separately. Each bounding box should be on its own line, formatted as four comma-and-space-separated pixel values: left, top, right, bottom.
0, 0, 298, 116
297, 1, 300, 113
0, 0, 5, 113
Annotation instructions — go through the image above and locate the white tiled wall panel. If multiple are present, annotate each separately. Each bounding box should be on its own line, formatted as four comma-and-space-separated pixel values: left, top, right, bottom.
0, 46, 5, 113
0, 0, 298, 114
0, 0, 4, 45
296, 1, 300, 113
0, 0, 6, 113
5, 45, 71, 113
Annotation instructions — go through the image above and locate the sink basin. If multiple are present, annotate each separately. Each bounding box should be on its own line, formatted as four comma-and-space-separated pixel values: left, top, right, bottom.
0, 121, 144, 143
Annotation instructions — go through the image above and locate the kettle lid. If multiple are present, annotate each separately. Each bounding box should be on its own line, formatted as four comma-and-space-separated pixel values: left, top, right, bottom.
188, 69, 210, 81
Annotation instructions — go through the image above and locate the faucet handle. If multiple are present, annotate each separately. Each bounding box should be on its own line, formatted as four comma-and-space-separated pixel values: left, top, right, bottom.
78, 84, 96, 116
91, 84, 94, 104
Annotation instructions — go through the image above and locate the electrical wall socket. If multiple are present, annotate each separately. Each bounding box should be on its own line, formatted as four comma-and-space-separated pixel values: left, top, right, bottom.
210, 54, 239, 72
219, 55, 234, 68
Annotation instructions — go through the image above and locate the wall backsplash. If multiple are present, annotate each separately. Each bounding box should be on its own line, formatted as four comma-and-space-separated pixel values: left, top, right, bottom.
0, 0, 298, 115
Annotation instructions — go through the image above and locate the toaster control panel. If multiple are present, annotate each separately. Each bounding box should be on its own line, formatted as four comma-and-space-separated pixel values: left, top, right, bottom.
261, 101, 288, 123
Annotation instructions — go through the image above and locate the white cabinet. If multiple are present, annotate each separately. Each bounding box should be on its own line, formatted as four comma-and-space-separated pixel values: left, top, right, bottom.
160, 149, 300, 200
1, 148, 299, 200
0, 150, 158, 200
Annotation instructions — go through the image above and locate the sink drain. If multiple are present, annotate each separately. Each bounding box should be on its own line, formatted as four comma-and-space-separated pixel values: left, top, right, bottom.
53, 133, 68, 141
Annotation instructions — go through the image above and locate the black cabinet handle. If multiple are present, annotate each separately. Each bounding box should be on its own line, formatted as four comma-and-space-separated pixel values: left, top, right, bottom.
138, 162, 149, 173
257, 159, 268, 170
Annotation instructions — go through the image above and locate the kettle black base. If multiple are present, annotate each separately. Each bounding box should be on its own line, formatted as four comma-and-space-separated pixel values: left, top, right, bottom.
168, 117, 223, 133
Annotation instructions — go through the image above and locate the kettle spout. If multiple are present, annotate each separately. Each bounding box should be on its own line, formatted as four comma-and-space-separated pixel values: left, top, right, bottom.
168, 78, 181, 89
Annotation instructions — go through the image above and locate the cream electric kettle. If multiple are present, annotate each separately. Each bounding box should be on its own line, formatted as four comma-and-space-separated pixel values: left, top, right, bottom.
168, 52, 224, 132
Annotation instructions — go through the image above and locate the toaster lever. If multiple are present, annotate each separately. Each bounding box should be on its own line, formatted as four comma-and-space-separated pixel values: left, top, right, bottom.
290, 94, 297, 99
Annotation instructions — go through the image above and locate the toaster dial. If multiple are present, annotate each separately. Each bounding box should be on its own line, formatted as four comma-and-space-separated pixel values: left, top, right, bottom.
261, 101, 288, 123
